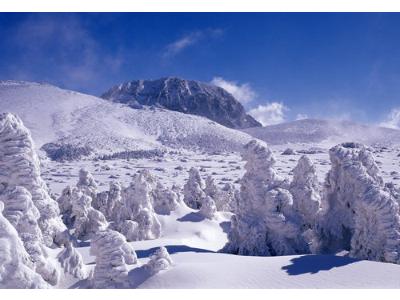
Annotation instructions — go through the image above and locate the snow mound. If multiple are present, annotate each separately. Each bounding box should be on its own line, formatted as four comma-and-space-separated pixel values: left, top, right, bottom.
0, 81, 253, 157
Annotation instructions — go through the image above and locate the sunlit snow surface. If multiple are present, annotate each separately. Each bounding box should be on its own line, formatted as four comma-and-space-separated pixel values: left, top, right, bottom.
2, 81, 400, 288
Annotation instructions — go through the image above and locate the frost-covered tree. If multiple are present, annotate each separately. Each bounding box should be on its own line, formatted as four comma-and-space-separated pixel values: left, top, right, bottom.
204, 175, 219, 200
289, 155, 321, 230
90, 229, 137, 288
183, 167, 205, 209
93, 181, 122, 220
57, 185, 75, 227
0, 201, 49, 288
112, 170, 161, 241
145, 246, 173, 275
0, 113, 65, 246
152, 182, 179, 215
0, 186, 59, 285
57, 240, 87, 279
314, 142, 400, 263
223, 140, 308, 256
71, 193, 108, 241
199, 195, 217, 219
76, 168, 98, 199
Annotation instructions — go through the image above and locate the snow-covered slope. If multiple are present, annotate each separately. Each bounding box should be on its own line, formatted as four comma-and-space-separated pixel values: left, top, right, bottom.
243, 118, 400, 146
0, 81, 253, 157
101, 77, 261, 129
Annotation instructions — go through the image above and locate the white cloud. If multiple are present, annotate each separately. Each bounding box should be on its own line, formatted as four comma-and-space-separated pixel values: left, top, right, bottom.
211, 77, 256, 104
163, 28, 223, 58
248, 102, 288, 126
296, 113, 308, 120
380, 108, 400, 129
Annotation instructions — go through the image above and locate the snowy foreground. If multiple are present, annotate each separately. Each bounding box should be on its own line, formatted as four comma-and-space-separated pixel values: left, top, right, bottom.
61, 205, 400, 289
2, 81, 400, 288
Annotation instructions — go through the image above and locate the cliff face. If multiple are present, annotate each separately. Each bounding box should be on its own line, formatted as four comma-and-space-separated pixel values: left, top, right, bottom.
101, 77, 261, 129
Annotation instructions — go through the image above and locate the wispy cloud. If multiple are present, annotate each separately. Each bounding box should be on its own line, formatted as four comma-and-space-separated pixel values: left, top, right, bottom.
295, 113, 309, 120
380, 108, 400, 129
163, 28, 223, 58
7, 14, 123, 91
211, 77, 256, 105
248, 102, 288, 126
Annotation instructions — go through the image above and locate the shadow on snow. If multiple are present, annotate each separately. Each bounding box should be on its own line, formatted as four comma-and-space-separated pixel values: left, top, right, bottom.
136, 244, 214, 259
282, 254, 359, 275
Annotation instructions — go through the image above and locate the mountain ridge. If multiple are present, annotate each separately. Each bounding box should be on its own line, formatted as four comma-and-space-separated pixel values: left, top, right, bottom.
101, 77, 261, 129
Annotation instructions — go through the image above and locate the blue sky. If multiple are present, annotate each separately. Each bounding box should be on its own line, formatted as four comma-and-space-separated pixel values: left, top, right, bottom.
1, 13, 400, 127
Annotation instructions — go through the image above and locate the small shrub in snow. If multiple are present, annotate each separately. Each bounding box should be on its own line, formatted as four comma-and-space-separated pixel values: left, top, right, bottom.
282, 148, 296, 155
199, 195, 217, 219
145, 246, 173, 275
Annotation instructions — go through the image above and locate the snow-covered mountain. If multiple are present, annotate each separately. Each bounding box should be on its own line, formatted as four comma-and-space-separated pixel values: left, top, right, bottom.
0, 81, 253, 158
101, 77, 261, 129
243, 118, 400, 146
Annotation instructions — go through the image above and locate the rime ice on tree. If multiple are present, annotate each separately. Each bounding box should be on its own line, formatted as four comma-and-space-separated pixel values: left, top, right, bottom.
90, 229, 137, 288
0, 201, 49, 288
314, 142, 400, 263
289, 155, 321, 230
223, 140, 308, 256
0, 113, 65, 246
183, 167, 205, 209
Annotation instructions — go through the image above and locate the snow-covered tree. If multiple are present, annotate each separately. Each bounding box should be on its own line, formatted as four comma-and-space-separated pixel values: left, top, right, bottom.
0, 201, 49, 288
76, 168, 98, 199
57, 240, 87, 279
152, 182, 179, 215
145, 246, 173, 275
71, 193, 108, 241
57, 185, 75, 227
314, 142, 400, 263
199, 195, 217, 219
112, 170, 161, 241
183, 167, 205, 209
0, 186, 59, 285
0, 113, 65, 246
204, 175, 219, 200
90, 229, 137, 288
289, 155, 321, 230
223, 140, 308, 256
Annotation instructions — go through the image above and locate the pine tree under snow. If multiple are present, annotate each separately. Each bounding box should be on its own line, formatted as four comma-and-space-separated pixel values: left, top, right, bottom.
112, 170, 161, 241
183, 167, 205, 209
0, 185, 59, 285
314, 142, 400, 263
0, 113, 65, 246
90, 229, 137, 288
0, 201, 49, 288
289, 155, 321, 230
222, 140, 309, 256
71, 193, 108, 241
